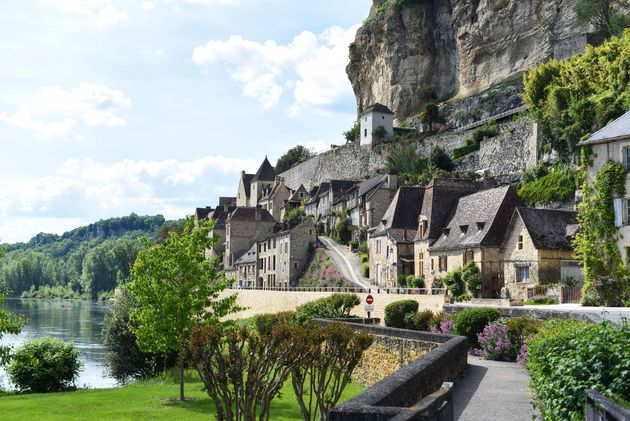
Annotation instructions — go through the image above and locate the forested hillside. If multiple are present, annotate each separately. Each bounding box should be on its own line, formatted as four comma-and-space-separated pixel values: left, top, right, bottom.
0, 214, 183, 299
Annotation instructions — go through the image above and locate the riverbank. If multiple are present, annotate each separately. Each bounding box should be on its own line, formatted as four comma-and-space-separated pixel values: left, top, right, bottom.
0, 372, 363, 420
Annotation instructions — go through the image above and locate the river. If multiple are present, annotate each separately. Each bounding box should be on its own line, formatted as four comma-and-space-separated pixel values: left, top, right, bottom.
0, 298, 117, 390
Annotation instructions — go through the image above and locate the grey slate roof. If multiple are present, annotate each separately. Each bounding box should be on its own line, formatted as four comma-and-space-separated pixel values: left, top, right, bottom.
358, 174, 387, 197
227, 207, 275, 222
195, 206, 213, 220
415, 178, 481, 242
511, 208, 578, 251
251, 156, 275, 182
372, 186, 425, 238
429, 185, 523, 251
234, 244, 257, 265
219, 197, 236, 207
207, 205, 237, 228
241, 173, 254, 197
361, 103, 394, 115
578, 110, 630, 145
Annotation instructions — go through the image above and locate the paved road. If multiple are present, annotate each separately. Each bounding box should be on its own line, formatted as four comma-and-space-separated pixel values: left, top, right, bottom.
318, 236, 373, 290
454, 356, 536, 421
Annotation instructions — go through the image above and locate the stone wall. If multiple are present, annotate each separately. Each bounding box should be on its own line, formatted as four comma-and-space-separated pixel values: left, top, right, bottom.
220, 289, 446, 321
279, 142, 386, 191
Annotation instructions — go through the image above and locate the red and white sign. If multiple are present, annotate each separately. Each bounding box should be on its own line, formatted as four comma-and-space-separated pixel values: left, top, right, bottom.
366, 294, 374, 305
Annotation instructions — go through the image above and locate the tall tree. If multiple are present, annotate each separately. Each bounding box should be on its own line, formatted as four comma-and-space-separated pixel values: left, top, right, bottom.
420, 102, 440, 130
275, 145, 315, 174
128, 217, 239, 401
574, 0, 630, 38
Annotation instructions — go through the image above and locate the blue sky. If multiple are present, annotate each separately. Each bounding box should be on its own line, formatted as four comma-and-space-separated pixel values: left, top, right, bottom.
0, 0, 372, 243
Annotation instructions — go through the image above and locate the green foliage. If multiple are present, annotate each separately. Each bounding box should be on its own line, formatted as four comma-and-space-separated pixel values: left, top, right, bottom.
505, 317, 542, 348
575, 159, 629, 306
443, 268, 465, 297
283, 205, 305, 223
357, 240, 368, 254
406, 275, 425, 289
574, 0, 630, 38
293, 293, 360, 325
382, 143, 426, 185
428, 312, 451, 330
420, 102, 440, 129
454, 308, 502, 347
253, 311, 296, 335
333, 216, 352, 245
7, 337, 82, 392
275, 145, 315, 174
517, 163, 578, 206
343, 122, 360, 143
103, 288, 177, 384
372, 126, 387, 141
396, 274, 407, 287
453, 121, 499, 159
404, 309, 434, 331
362, 262, 369, 278
429, 146, 454, 172
524, 296, 558, 305
128, 217, 239, 400
299, 248, 351, 288
20, 284, 80, 300
0, 295, 26, 366
526, 319, 630, 420
523, 31, 630, 158
360, 253, 369, 263
461, 262, 483, 297
384, 300, 419, 328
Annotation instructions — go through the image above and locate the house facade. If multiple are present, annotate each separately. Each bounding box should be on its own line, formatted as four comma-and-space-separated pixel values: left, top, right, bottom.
578, 110, 630, 268
360, 103, 394, 147
233, 244, 257, 287
236, 171, 254, 207
348, 174, 399, 238
224, 207, 276, 269
502, 208, 581, 300
280, 185, 308, 221
258, 177, 291, 221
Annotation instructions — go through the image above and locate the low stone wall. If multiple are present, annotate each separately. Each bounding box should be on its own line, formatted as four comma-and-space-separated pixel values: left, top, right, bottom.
221, 289, 446, 321
443, 304, 603, 324
325, 322, 468, 421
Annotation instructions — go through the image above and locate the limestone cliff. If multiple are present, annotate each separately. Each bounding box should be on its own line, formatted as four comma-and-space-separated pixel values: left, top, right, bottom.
348, 0, 589, 121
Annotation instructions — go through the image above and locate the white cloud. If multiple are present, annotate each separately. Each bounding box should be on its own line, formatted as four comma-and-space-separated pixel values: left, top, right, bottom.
94, 5, 128, 29
192, 24, 360, 113
0, 83, 131, 139
0, 154, 259, 242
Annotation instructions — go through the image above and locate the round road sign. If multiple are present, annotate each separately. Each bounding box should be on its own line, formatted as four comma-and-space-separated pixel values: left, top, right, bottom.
366, 294, 374, 305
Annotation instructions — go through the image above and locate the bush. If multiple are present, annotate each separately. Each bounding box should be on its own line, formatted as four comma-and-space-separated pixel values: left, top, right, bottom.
431, 277, 444, 289
581, 275, 627, 307
254, 311, 296, 335
404, 309, 434, 331
444, 269, 465, 297
475, 321, 515, 361
362, 262, 370, 278
428, 311, 450, 330
454, 308, 502, 347
456, 294, 472, 302
406, 275, 425, 289
360, 253, 369, 263
525, 320, 630, 420
524, 295, 558, 305
384, 300, 419, 328
397, 274, 407, 287
294, 293, 360, 325
461, 262, 482, 297
506, 317, 542, 346
357, 242, 368, 255
7, 337, 83, 392
349, 240, 358, 250
517, 163, 578, 206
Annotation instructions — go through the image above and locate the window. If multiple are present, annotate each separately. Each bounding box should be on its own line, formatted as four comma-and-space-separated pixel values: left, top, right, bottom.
517, 266, 530, 283
463, 250, 473, 265
364, 129, 367, 137
309, 229, 313, 235
438, 255, 448, 272
419, 221, 427, 238
625, 147, 630, 172
418, 252, 424, 276
627, 200, 630, 225
431, 259, 434, 271
273, 256, 276, 270
294, 262, 298, 269
376, 240, 381, 254
518, 235, 524, 250
284, 242, 288, 254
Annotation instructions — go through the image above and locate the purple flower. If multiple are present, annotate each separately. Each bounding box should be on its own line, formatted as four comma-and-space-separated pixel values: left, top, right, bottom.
476, 321, 514, 361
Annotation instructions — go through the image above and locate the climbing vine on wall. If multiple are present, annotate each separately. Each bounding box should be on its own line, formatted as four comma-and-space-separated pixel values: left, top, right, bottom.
574, 156, 629, 306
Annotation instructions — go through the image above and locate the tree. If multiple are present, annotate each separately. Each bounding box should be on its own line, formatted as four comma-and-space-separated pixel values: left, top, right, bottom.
383, 143, 426, 184
574, 0, 630, 38
128, 217, 239, 400
275, 145, 315, 174
429, 146, 454, 172
372, 126, 387, 141
420, 102, 440, 130
343, 122, 360, 143
0, 295, 26, 366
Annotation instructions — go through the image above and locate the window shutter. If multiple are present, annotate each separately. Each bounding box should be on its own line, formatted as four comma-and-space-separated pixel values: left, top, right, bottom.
614, 199, 623, 227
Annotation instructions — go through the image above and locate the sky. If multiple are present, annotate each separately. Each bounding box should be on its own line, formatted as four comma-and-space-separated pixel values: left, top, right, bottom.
0, 0, 373, 243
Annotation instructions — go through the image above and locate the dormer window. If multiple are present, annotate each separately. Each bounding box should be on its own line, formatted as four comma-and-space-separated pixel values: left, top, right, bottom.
476, 222, 485, 230
460, 225, 468, 234
442, 228, 450, 236
419, 220, 427, 237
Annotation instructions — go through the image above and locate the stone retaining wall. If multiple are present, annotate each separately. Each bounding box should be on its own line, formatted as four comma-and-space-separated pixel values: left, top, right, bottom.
443, 304, 603, 324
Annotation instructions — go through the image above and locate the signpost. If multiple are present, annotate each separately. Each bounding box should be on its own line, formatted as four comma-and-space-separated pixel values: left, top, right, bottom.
365, 294, 374, 318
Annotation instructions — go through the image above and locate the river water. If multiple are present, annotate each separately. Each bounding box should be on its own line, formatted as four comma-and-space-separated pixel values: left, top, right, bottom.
0, 298, 118, 390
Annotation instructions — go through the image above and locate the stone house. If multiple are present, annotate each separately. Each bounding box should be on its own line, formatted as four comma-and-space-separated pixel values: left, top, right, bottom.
304, 182, 329, 221
206, 204, 237, 258
360, 103, 394, 147
236, 171, 254, 207
578, 110, 630, 268
323, 180, 357, 231
348, 174, 399, 238
224, 207, 276, 269
414, 179, 481, 284
427, 185, 524, 297
369, 187, 425, 287
249, 156, 276, 207
233, 244, 257, 288
280, 184, 308, 221
502, 208, 581, 300
258, 177, 291, 221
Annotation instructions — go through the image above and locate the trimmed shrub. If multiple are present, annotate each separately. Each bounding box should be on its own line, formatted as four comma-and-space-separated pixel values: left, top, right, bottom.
254, 311, 296, 335
404, 309, 434, 331
362, 262, 370, 278
406, 275, 425, 289
7, 337, 83, 392
444, 269, 465, 297
454, 308, 501, 347
461, 262, 482, 297
397, 274, 407, 287
294, 293, 360, 325
525, 320, 630, 420
524, 295, 558, 305
384, 300, 419, 328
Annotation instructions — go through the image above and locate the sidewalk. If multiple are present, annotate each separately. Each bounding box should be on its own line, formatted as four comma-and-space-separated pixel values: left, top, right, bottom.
453, 356, 535, 421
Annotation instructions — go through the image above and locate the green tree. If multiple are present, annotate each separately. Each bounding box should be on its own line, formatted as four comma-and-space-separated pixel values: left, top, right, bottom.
0, 295, 26, 366
420, 102, 440, 130
372, 126, 387, 141
343, 122, 360, 143
275, 145, 315, 174
574, 0, 630, 38
128, 217, 239, 401
429, 146, 454, 172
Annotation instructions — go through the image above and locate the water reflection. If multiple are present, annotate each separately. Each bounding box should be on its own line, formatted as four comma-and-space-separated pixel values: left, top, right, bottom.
0, 298, 117, 390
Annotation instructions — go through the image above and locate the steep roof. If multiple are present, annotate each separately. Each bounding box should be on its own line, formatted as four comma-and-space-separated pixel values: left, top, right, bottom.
429, 185, 523, 251
241, 173, 254, 197
251, 156, 275, 182
234, 244, 257, 265
358, 174, 387, 197
195, 206, 213, 220
361, 103, 394, 116
287, 185, 307, 203
578, 110, 630, 146
207, 205, 237, 228
227, 207, 276, 223
415, 178, 481, 242
372, 187, 425, 238
511, 208, 578, 251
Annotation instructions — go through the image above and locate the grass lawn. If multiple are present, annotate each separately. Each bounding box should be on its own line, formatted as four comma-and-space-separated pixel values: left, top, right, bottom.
0, 372, 364, 420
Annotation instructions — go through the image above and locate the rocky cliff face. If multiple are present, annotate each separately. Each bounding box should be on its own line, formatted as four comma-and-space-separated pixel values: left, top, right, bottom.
348, 0, 589, 121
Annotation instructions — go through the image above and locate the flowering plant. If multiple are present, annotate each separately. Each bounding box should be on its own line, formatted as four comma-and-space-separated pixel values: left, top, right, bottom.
430, 319, 454, 334
475, 321, 515, 361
